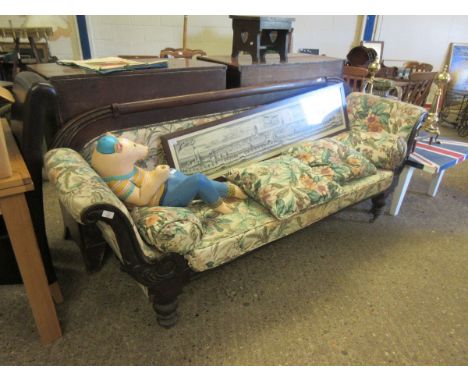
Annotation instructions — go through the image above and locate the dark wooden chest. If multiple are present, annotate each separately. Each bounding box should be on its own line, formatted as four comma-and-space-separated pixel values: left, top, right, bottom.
27, 59, 227, 122
198, 54, 344, 88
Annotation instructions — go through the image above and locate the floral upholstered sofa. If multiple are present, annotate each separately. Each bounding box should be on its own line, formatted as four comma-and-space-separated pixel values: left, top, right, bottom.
44, 86, 427, 328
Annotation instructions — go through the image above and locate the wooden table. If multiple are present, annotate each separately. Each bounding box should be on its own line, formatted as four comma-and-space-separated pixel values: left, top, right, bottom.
198, 54, 343, 88
0, 119, 62, 344
390, 136, 468, 215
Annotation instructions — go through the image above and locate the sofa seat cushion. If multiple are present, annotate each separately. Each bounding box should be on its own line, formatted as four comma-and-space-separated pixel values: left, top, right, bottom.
286, 138, 377, 184
186, 170, 393, 272
131, 206, 204, 254
225, 155, 342, 220
335, 130, 407, 170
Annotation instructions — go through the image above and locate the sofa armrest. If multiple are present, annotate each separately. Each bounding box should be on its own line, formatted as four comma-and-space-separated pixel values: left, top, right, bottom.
44, 148, 129, 224
44, 148, 192, 289
44, 148, 164, 263
346, 92, 427, 141
45, 148, 203, 255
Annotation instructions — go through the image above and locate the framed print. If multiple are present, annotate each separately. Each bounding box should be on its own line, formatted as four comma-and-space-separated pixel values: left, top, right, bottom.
361, 40, 384, 61
448, 43, 468, 93
161, 82, 349, 178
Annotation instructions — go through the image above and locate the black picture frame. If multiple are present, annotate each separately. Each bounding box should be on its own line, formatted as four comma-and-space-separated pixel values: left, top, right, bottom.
161, 83, 350, 178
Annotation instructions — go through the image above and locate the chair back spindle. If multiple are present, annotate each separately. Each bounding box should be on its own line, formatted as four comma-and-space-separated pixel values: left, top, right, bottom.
343, 65, 369, 92
401, 71, 437, 106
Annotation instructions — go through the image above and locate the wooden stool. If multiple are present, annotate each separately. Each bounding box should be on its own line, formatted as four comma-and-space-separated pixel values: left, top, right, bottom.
229, 16, 295, 63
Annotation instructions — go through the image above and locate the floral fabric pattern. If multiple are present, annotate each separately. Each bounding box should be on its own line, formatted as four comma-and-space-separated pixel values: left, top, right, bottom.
335, 131, 407, 170
286, 138, 377, 184
80, 109, 248, 168
225, 155, 342, 220
44, 148, 161, 262
130, 206, 203, 254
45, 148, 127, 223
346, 92, 426, 140
46, 93, 425, 277
187, 170, 393, 272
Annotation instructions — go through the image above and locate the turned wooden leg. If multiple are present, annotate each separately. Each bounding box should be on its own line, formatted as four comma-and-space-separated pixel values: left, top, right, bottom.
129, 253, 190, 329
145, 255, 190, 328
152, 297, 179, 328
370, 192, 387, 222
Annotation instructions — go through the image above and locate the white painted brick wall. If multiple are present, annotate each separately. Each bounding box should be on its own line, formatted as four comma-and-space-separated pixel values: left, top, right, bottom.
2, 15, 468, 71
86, 15, 358, 58
293, 15, 359, 58
87, 15, 233, 57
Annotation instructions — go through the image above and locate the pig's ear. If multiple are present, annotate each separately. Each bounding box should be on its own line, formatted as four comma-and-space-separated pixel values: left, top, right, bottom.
115, 142, 123, 153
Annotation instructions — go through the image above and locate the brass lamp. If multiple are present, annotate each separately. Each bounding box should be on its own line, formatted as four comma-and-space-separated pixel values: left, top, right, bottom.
363, 58, 381, 94
421, 65, 451, 142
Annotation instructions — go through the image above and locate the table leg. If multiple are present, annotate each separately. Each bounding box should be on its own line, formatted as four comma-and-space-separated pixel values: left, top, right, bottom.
428, 170, 445, 197
0, 193, 62, 344
390, 166, 415, 216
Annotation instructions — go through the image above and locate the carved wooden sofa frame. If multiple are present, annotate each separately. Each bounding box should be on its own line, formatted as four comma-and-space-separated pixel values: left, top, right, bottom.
11, 76, 427, 328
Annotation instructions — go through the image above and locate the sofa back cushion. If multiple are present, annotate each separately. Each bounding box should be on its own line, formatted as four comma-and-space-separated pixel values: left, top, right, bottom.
346, 92, 426, 141
286, 138, 377, 184
225, 155, 342, 220
80, 109, 248, 169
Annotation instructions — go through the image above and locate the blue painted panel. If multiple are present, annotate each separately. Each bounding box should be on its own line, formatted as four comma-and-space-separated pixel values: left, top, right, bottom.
363, 15, 376, 41
76, 15, 91, 59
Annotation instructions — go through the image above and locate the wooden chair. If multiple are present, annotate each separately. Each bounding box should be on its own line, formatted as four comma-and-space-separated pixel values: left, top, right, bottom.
403, 61, 420, 71
376, 65, 398, 78
401, 71, 437, 106
343, 65, 369, 92
403, 61, 433, 73
417, 62, 433, 72
159, 48, 206, 59
159, 16, 206, 59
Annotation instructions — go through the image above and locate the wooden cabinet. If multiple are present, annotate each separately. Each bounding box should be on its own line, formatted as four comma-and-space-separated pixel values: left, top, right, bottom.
27, 59, 227, 122
198, 54, 344, 88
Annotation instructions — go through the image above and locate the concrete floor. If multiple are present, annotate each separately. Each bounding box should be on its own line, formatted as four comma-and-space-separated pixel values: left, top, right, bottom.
0, 126, 467, 365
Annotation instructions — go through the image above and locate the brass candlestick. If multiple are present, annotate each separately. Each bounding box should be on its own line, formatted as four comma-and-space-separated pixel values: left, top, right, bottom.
421, 65, 451, 143
363, 58, 381, 94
